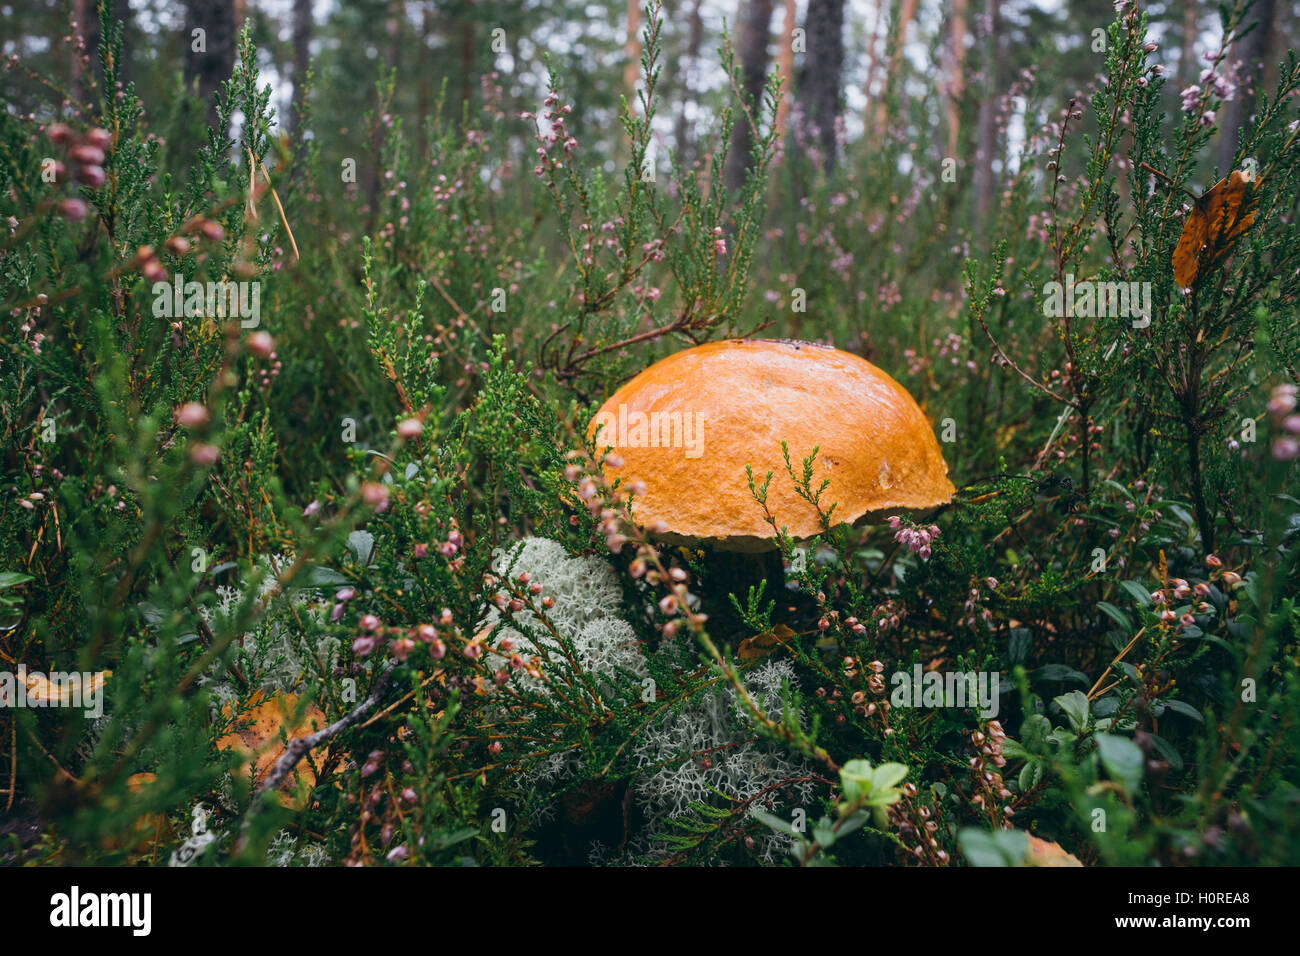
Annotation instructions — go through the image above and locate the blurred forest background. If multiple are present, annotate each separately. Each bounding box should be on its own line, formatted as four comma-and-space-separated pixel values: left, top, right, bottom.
5, 0, 1295, 227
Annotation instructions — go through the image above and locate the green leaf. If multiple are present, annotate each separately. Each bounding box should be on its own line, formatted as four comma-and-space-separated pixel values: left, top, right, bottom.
0, 572, 34, 590
1118, 580, 1153, 607
834, 810, 870, 842
958, 827, 1029, 867
1146, 732, 1184, 772
1021, 714, 1053, 750
751, 808, 797, 837
1096, 733, 1144, 796
813, 820, 836, 847
872, 762, 909, 792
1160, 699, 1205, 724
1054, 690, 1091, 732
1018, 760, 1043, 791
1097, 601, 1133, 635
1034, 664, 1090, 686
839, 759, 875, 802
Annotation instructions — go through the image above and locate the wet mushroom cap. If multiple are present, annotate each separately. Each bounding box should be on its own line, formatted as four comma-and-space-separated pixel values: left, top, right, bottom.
589, 339, 955, 551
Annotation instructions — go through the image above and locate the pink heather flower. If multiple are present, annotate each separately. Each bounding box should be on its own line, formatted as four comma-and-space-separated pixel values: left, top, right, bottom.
76, 165, 105, 187
336, 587, 355, 601
714, 238, 727, 256
1268, 384, 1297, 418
429, 639, 446, 659
893, 522, 940, 560
1274, 437, 1299, 461
189, 443, 220, 466
1180, 85, 1201, 112
361, 481, 389, 508
463, 642, 483, 660
352, 635, 376, 656
303, 499, 321, 517
413, 543, 428, 559
58, 198, 88, 221
70, 144, 105, 165
141, 258, 166, 282
391, 637, 415, 661
360, 614, 381, 632
397, 417, 422, 439
247, 331, 274, 357
174, 402, 209, 428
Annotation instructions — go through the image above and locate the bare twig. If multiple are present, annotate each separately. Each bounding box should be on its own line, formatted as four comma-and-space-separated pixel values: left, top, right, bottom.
256, 659, 399, 797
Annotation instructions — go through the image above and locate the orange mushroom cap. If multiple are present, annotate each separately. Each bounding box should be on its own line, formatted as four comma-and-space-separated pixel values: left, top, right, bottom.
588, 339, 955, 551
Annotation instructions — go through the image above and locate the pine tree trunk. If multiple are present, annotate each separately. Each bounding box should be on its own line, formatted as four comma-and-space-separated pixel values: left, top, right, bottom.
797, 0, 845, 172
774, 0, 797, 140
945, 0, 968, 159
872, 0, 918, 130
674, 0, 705, 166
289, 0, 313, 134
183, 0, 241, 134
725, 0, 776, 191
973, 0, 1001, 227
1218, 0, 1275, 172
1180, 3, 1199, 87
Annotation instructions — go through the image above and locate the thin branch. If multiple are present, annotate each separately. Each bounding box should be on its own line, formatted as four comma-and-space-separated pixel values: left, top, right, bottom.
256, 659, 399, 797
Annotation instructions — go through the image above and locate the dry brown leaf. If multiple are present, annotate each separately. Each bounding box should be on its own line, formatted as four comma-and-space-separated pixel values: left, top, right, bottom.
1025, 833, 1084, 867
22, 669, 110, 706
1171, 169, 1256, 288
217, 691, 327, 809
737, 624, 795, 661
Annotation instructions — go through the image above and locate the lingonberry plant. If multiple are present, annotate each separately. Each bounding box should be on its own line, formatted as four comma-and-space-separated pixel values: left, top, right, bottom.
1, 1, 1295, 868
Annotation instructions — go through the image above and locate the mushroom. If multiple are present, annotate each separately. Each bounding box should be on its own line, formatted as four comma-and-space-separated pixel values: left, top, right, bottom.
588, 339, 954, 623
590, 339, 954, 548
